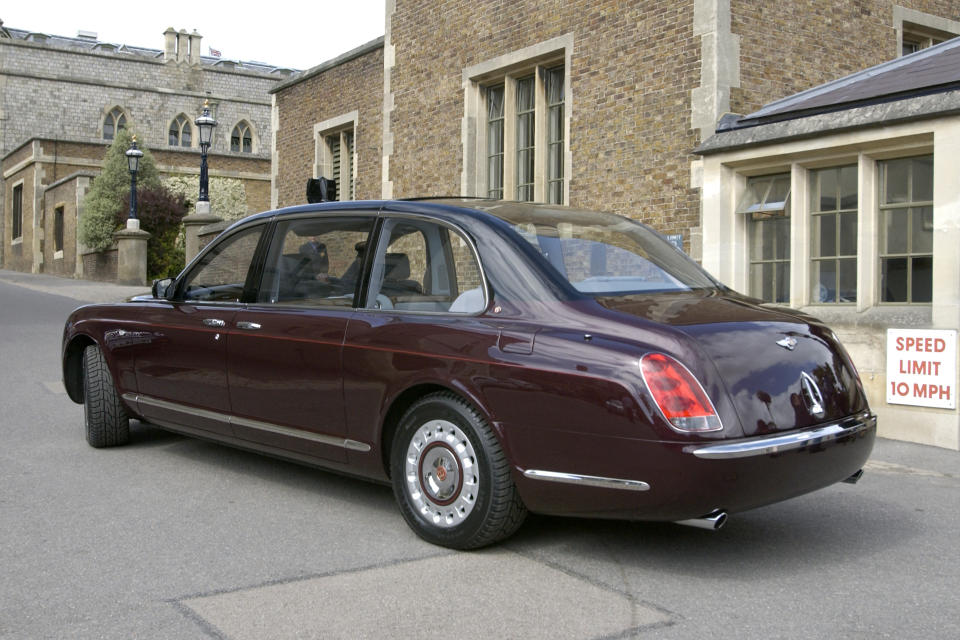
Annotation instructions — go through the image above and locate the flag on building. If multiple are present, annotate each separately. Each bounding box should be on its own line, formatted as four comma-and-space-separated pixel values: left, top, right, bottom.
209, 47, 221, 58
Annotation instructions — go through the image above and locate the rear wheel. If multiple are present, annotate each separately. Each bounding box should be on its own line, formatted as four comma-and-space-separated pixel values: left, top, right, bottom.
82, 345, 129, 448
390, 392, 526, 549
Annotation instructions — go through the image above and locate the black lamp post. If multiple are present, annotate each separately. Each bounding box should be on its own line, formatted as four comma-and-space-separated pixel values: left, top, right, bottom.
125, 137, 143, 222
195, 100, 217, 202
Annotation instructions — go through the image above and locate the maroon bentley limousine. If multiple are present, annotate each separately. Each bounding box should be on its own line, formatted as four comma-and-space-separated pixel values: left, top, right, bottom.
62, 199, 876, 548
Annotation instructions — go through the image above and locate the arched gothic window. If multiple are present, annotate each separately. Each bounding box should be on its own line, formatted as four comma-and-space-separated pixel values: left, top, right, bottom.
103, 107, 126, 140
231, 121, 253, 153
169, 114, 192, 147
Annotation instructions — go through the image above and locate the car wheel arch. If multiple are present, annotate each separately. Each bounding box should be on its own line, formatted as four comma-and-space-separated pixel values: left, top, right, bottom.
63, 335, 96, 404
378, 382, 499, 480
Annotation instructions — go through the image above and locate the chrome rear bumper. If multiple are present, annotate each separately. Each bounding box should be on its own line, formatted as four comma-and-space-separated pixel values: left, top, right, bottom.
689, 412, 876, 460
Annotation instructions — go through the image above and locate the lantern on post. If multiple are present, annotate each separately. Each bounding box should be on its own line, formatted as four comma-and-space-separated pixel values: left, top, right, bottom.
195, 100, 217, 202
125, 136, 144, 222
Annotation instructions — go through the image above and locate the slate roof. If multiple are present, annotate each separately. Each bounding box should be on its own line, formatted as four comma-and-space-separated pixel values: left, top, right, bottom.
697, 36, 960, 154
0, 24, 295, 75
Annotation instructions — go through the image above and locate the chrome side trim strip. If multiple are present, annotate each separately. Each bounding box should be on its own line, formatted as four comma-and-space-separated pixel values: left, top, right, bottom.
523, 469, 650, 492
124, 392, 228, 425
124, 393, 371, 453
691, 412, 876, 460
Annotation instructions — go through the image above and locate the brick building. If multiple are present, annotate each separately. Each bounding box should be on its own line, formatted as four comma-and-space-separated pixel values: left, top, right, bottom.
272, 0, 959, 258
1, 20, 292, 276
270, 1, 960, 449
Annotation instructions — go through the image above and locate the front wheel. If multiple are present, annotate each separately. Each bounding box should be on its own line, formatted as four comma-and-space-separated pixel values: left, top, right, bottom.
82, 344, 129, 448
390, 392, 526, 549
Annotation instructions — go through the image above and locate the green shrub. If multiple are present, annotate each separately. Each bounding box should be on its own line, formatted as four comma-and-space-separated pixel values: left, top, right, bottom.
79, 130, 161, 251
117, 187, 188, 280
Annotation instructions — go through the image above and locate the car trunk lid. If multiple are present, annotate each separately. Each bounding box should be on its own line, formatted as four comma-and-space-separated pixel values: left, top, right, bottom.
596, 291, 868, 437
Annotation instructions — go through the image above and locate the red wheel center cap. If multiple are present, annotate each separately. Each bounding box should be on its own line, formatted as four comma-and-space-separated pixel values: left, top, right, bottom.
436, 466, 448, 482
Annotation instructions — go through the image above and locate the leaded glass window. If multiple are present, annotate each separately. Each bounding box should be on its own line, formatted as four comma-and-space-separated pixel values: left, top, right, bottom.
739, 174, 792, 303
103, 107, 126, 141
879, 155, 933, 303
486, 85, 504, 199
231, 121, 253, 153
546, 66, 564, 205
810, 165, 858, 303
515, 76, 535, 202
169, 114, 192, 147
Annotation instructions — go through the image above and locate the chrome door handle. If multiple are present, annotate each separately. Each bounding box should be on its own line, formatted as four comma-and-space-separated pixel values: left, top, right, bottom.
236, 321, 262, 331
202, 318, 226, 327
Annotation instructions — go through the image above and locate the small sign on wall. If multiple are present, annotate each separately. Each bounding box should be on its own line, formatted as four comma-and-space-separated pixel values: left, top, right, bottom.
886, 329, 957, 409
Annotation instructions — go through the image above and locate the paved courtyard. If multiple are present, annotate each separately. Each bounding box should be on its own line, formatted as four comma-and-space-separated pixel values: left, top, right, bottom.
1, 270, 957, 639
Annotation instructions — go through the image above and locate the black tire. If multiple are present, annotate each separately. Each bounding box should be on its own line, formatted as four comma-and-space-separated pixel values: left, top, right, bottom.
82, 344, 130, 448
390, 392, 526, 549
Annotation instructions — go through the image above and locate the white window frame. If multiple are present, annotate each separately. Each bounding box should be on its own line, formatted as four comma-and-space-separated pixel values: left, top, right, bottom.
313, 111, 358, 201
461, 34, 573, 204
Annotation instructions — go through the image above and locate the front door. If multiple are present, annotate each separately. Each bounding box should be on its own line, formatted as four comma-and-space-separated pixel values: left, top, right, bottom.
226, 214, 376, 462
133, 223, 266, 436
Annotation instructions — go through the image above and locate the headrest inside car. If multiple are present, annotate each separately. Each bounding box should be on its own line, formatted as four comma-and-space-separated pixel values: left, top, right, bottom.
384, 253, 411, 281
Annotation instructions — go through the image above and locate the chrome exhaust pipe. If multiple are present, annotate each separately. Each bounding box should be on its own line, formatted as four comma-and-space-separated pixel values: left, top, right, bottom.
675, 509, 727, 531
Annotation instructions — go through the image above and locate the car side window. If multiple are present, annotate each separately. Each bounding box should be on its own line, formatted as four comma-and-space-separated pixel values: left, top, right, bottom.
181, 225, 264, 303
258, 216, 375, 307
365, 218, 485, 313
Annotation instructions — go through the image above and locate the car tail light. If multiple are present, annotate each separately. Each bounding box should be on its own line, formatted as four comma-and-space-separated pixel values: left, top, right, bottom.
640, 353, 722, 432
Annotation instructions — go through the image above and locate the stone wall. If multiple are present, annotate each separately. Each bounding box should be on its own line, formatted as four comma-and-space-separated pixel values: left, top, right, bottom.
273, 44, 384, 209
42, 173, 92, 278
81, 248, 117, 282
1, 137, 270, 274
0, 25, 286, 270
0, 37, 280, 158
3, 162, 34, 272
387, 0, 703, 238
378, 0, 960, 245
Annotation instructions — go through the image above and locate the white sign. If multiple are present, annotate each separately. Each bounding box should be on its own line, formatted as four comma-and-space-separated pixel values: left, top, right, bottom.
886, 329, 957, 409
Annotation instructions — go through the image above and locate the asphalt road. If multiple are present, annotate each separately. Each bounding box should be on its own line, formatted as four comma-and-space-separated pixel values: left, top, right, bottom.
1, 272, 958, 639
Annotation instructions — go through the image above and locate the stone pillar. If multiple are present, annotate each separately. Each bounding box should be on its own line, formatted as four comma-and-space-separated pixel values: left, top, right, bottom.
183, 201, 221, 263
114, 219, 151, 286
163, 27, 177, 61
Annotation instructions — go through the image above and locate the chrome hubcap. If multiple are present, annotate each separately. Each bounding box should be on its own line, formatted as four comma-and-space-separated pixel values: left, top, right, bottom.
405, 419, 479, 528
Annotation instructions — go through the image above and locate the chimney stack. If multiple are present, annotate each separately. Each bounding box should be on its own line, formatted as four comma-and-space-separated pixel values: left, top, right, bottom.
177, 29, 189, 63
163, 27, 178, 61
189, 30, 202, 65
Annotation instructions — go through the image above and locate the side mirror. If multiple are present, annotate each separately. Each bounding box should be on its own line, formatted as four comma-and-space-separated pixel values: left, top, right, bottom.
152, 278, 174, 300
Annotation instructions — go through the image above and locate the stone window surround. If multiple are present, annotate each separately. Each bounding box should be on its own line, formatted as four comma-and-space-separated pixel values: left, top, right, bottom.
894, 6, 960, 56
700, 122, 960, 327
460, 33, 573, 204
53, 202, 65, 259
231, 119, 257, 154
10, 179, 24, 244
313, 111, 358, 201
102, 105, 129, 141
169, 113, 194, 148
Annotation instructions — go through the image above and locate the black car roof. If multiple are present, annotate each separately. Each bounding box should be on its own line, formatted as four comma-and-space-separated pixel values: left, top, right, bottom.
230, 198, 640, 233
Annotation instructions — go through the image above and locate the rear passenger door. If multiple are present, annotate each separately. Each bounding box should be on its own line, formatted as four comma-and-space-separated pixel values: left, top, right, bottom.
363, 217, 485, 313
343, 216, 496, 451
226, 214, 376, 462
